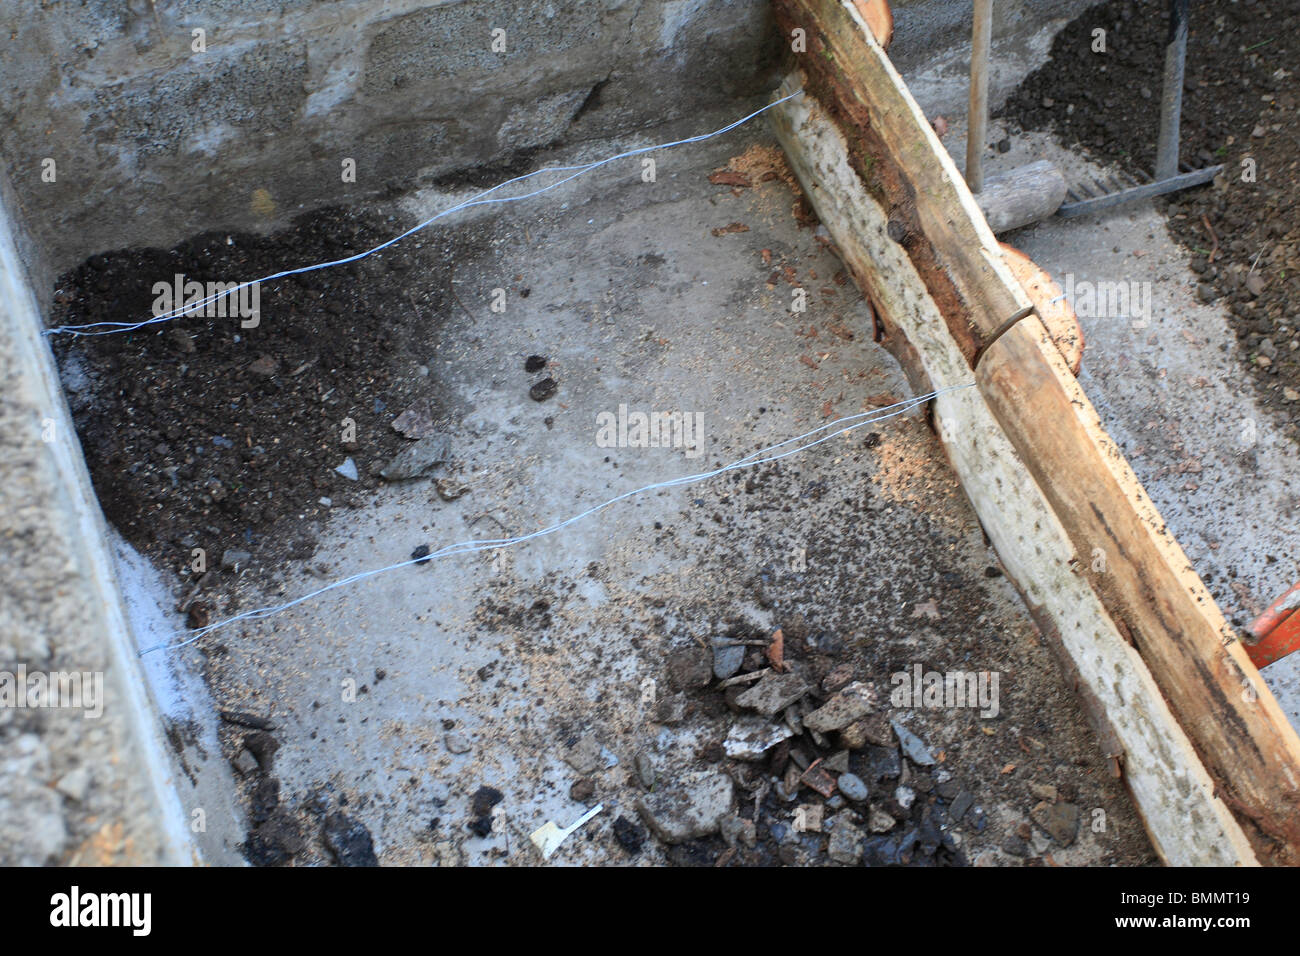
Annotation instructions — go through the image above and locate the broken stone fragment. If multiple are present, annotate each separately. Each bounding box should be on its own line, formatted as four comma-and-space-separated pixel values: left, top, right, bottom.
634, 752, 655, 789
891, 718, 937, 766
1030, 800, 1079, 846
562, 735, 604, 776
868, 806, 897, 833
735, 671, 809, 716
803, 681, 876, 733
840, 712, 895, 749
711, 637, 745, 680
231, 749, 259, 777
719, 814, 757, 848
53, 767, 91, 803
827, 814, 865, 864
724, 717, 795, 761
666, 646, 712, 691
435, 477, 469, 501
390, 402, 440, 439
322, 812, 379, 866
379, 433, 451, 480
635, 770, 735, 844
221, 549, 252, 570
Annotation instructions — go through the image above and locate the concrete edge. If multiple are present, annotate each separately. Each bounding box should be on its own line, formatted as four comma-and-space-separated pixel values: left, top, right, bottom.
0, 179, 196, 865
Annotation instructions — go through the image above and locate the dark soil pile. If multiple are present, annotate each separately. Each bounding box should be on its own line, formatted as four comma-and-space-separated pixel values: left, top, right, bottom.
1000, 0, 1300, 416
50, 207, 469, 583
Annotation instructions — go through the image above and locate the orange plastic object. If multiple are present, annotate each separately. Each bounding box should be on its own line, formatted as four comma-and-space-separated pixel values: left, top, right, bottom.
1245, 582, 1300, 669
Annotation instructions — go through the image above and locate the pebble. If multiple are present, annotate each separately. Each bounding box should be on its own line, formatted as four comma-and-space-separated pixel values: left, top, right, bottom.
895, 785, 916, 811
529, 377, 558, 402
711, 639, 745, 680
719, 814, 757, 848
891, 719, 937, 766
444, 732, 471, 754
613, 816, 645, 855
635, 752, 655, 789
949, 791, 975, 823
837, 772, 869, 802
323, 812, 379, 866
569, 779, 595, 802
335, 457, 359, 481
666, 646, 712, 690
379, 434, 450, 480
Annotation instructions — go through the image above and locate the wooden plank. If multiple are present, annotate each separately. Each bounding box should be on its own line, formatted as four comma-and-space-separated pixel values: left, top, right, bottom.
771, 74, 1258, 867
965, 0, 992, 192
977, 160, 1067, 234
770, 0, 1300, 865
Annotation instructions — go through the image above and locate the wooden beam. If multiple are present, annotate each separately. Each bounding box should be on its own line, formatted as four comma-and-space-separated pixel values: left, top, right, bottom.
977, 161, 1067, 234
770, 0, 1300, 865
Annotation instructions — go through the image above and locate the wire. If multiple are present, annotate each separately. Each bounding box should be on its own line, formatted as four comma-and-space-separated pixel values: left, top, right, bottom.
139, 385, 971, 654
46, 89, 806, 338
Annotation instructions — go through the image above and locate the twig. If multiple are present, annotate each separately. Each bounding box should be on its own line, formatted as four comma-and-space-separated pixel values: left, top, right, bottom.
1201, 214, 1220, 264
717, 668, 770, 689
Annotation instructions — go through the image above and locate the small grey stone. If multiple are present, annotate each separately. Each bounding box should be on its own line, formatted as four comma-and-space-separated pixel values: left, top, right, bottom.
827, 815, 865, 864
895, 785, 916, 811
823, 750, 850, 773
867, 807, 896, 833
334, 457, 359, 481
379, 433, 451, 480
724, 717, 794, 761
935, 779, 961, 801
221, 549, 252, 569
636, 771, 734, 844
719, 814, 757, 848
444, 732, 471, 754
232, 749, 259, 776
711, 639, 745, 680
891, 719, 937, 766
803, 682, 875, 732
635, 752, 655, 789
1001, 834, 1029, 857
666, 646, 713, 690
54, 767, 91, 803
563, 735, 603, 775
1031, 800, 1080, 846
435, 477, 469, 501
949, 791, 974, 823
837, 772, 869, 802
735, 672, 809, 716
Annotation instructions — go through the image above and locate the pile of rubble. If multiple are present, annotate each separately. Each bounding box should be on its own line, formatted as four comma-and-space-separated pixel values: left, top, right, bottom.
633, 629, 976, 866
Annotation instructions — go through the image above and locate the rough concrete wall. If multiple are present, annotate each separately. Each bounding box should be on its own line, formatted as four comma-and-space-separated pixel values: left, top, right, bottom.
0, 170, 190, 865
1, 0, 777, 279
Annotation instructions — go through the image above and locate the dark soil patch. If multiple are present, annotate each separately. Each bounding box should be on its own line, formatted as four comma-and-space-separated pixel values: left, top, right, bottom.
49, 206, 474, 592
999, 0, 1300, 417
